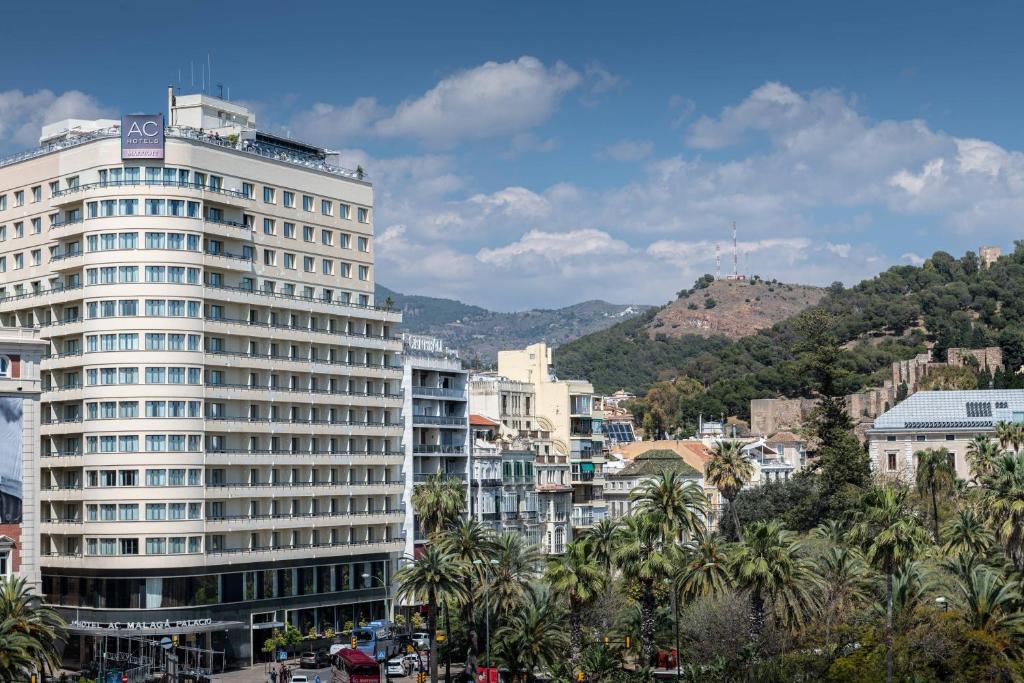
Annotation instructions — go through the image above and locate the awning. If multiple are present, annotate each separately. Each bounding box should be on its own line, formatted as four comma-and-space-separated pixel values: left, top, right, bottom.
68, 619, 245, 637
252, 621, 285, 630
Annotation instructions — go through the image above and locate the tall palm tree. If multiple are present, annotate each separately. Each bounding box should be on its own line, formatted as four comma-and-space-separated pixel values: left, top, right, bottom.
411, 472, 466, 539
850, 486, 931, 683
395, 547, 470, 683
967, 436, 1004, 483
915, 448, 956, 542
816, 546, 872, 648
612, 513, 672, 666
631, 470, 707, 544
0, 577, 66, 682
957, 566, 1024, 654
705, 440, 753, 538
729, 520, 820, 648
490, 533, 542, 618
545, 541, 604, 671
438, 518, 496, 656
887, 561, 934, 624
942, 507, 995, 558
585, 518, 621, 632
984, 453, 1024, 571
672, 528, 731, 602
995, 421, 1024, 454
494, 589, 568, 682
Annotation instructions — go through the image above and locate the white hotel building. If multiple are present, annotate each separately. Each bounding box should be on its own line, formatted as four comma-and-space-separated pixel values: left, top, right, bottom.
0, 92, 404, 666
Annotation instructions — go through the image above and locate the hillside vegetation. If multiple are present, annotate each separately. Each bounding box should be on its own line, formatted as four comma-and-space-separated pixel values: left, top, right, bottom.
555, 245, 1024, 420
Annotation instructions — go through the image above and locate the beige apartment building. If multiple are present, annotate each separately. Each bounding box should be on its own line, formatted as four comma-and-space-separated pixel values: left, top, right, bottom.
0, 93, 403, 667
496, 342, 607, 530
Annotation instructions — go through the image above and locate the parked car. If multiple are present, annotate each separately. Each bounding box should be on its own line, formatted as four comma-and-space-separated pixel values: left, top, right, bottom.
386, 653, 419, 677
299, 651, 319, 668
291, 676, 309, 683
412, 632, 430, 651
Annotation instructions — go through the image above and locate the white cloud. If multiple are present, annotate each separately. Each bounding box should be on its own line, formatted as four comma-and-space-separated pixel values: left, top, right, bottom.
503, 132, 559, 158
288, 97, 386, 145
901, 252, 926, 266
477, 229, 629, 267
0, 89, 113, 149
374, 56, 581, 148
825, 242, 852, 258
600, 139, 653, 162
466, 187, 552, 220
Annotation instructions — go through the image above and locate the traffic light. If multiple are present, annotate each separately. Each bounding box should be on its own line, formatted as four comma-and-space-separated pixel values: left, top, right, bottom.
603, 636, 609, 646
624, 636, 631, 649
172, 635, 179, 648
351, 636, 358, 649
417, 672, 428, 683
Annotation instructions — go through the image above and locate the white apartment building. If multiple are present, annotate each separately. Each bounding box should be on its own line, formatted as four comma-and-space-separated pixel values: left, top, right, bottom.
0, 93, 403, 668
469, 374, 572, 554
497, 343, 606, 531
400, 334, 469, 556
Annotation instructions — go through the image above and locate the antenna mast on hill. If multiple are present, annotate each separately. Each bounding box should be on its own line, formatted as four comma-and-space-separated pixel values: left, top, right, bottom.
715, 242, 721, 280
732, 222, 738, 278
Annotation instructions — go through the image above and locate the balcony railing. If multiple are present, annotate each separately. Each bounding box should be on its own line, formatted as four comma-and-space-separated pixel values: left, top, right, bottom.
411, 387, 465, 398
206, 479, 403, 489
205, 350, 400, 372
204, 382, 402, 400
207, 539, 400, 558
412, 415, 467, 426
413, 472, 464, 483
205, 415, 401, 428
50, 178, 250, 200
202, 315, 400, 343
412, 445, 465, 454
206, 508, 405, 522
204, 448, 403, 457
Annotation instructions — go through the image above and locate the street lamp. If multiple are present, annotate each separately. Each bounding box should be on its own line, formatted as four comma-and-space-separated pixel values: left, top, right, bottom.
935, 596, 949, 612
663, 578, 680, 683
362, 572, 392, 623
474, 558, 500, 675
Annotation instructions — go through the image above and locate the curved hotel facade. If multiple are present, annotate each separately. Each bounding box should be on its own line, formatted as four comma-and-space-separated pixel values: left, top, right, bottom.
0, 94, 403, 665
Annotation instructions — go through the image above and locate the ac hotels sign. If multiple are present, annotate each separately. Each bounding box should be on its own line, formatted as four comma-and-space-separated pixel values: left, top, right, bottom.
121, 113, 164, 159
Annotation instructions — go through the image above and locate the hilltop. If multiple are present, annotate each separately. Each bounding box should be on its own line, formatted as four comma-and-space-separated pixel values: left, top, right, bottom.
378, 285, 652, 364
648, 278, 825, 340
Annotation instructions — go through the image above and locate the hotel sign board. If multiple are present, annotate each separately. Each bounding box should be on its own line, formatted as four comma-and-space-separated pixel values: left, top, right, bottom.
121, 114, 164, 159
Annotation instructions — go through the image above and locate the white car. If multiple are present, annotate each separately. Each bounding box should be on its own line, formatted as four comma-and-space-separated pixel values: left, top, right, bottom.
412, 632, 430, 650
291, 676, 309, 683
387, 653, 419, 677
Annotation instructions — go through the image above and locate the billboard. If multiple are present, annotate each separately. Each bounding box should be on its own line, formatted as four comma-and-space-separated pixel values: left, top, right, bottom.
121, 114, 165, 159
0, 396, 22, 524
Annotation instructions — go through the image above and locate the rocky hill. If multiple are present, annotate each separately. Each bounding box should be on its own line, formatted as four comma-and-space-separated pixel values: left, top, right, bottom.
647, 278, 825, 340
378, 285, 652, 364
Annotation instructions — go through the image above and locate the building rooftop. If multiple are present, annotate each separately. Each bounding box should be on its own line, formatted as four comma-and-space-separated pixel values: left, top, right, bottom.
615, 449, 701, 479
872, 390, 1024, 431
768, 431, 804, 443
470, 414, 499, 427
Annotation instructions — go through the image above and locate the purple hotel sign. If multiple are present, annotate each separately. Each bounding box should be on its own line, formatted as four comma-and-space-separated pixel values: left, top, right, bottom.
121, 114, 164, 159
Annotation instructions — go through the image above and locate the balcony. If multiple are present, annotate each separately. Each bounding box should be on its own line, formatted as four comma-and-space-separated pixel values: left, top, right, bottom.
412, 415, 467, 427
411, 386, 465, 399
472, 478, 502, 488
413, 472, 464, 483
205, 508, 405, 532
412, 445, 465, 454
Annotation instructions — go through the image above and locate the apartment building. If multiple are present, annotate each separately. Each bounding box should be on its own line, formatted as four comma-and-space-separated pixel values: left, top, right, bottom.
0, 93, 403, 666
867, 389, 1024, 483
469, 375, 571, 554
604, 449, 702, 521
0, 329, 46, 587
495, 342, 606, 531
401, 334, 469, 555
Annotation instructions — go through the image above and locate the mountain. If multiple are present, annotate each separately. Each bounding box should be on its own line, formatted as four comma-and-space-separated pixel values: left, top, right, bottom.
556, 247, 1024, 418
648, 278, 825, 339
377, 285, 652, 363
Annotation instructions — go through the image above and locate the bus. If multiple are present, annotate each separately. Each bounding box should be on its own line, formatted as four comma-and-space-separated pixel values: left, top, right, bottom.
352, 621, 401, 661
335, 648, 381, 683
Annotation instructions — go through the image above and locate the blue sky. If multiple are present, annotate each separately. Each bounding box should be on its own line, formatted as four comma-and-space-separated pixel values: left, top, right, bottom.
2, 1, 1023, 309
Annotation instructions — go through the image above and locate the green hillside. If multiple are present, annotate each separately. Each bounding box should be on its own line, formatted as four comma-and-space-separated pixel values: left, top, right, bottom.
555, 246, 1024, 420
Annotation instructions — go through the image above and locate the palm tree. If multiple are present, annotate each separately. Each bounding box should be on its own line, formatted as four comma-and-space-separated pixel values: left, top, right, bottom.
985, 453, 1024, 571
967, 436, 1004, 482
438, 518, 496, 657
957, 566, 1024, 654
729, 520, 820, 649
672, 528, 731, 602
580, 643, 624, 683
490, 533, 542, 618
705, 440, 753, 538
942, 507, 995, 558
395, 547, 470, 683
888, 561, 934, 624
915, 448, 956, 541
816, 546, 872, 648
494, 589, 568, 682
631, 470, 707, 544
995, 421, 1024, 454
0, 577, 66, 681
545, 541, 604, 671
850, 486, 931, 683
613, 513, 672, 666
411, 472, 466, 539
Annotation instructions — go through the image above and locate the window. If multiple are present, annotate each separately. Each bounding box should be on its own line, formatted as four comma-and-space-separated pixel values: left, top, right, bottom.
284, 253, 296, 269
322, 259, 333, 275
283, 191, 295, 208
242, 182, 254, 199
340, 233, 351, 249
358, 265, 369, 281
263, 187, 276, 203
283, 222, 295, 239
358, 236, 369, 252
338, 203, 350, 220
146, 470, 166, 487
321, 199, 332, 216
357, 207, 369, 223
263, 249, 276, 266
146, 538, 166, 555
302, 195, 313, 212
322, 230, 333, 246
31, 186, 41, 203
887, 452, 897, 471
303, 256, 314, 272
263, 218, 275, 235
303, 225, 314, 242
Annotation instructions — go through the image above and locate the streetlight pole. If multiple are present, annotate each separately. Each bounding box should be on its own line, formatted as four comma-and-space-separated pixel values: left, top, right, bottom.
473, 558, 500, 678
362, 572, 392, 623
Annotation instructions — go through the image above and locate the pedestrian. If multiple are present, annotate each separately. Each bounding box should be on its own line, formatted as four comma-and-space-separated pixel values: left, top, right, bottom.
270, 669, 278, 683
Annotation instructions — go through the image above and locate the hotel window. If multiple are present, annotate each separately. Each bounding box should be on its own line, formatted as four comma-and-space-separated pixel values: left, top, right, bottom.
0, 195, 5, 210
358, 236, 369, 252
358, 265, 369, 281
49, 181, 59, 196
323, 259, 334, 275
264, 218, 275, 235
887, 452, 897, 471
322, 230, 333, 246
321, 199, 332, 216
284, 253, 296, 269
263, 249, 276, 266
13, 253, 22, 270
302, 195, 313, 212
30, 249, 41, 266
31, 186, 41, 203
0, 225, 5, 241
14, 191, 23, 207
303, 225, 314, 242
242, 182, 254, 199
303, 256, 314, 272
14, 222, 23, 238
340, 263, 351, 278
145, 199, 165, 215
283, 191, 295, 208
283, 222, 295, 238
31, 217, 40, 234
263, 187, 276, 203
338, 203, 350, 219
146, 538, 166, 555
357, 207, 369, 223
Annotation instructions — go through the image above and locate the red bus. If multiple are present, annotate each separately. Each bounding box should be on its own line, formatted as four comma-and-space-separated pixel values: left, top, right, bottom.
335, 648, 380, 683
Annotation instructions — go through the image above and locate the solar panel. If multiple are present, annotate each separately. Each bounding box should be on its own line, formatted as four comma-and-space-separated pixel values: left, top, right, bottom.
966, 402, 993, 418
903, 420, 992, 429
604, 422, 635, 444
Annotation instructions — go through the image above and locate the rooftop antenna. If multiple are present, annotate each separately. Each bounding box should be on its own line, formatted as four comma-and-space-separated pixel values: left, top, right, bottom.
217, 82, 224, 99
715, 242, 721, 280
190, 61, 194, 88
207, 51, 212, 93
732, 222, 738, 278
